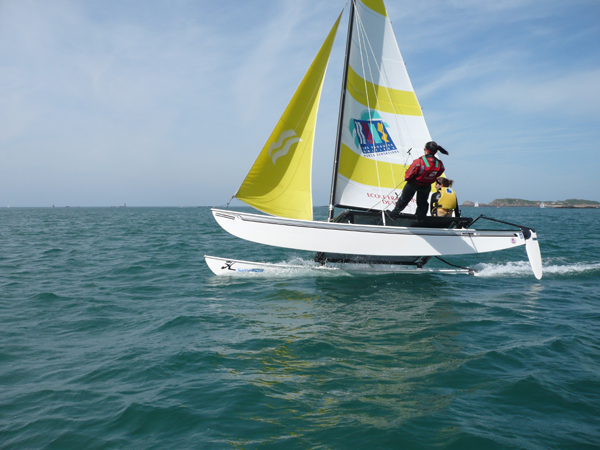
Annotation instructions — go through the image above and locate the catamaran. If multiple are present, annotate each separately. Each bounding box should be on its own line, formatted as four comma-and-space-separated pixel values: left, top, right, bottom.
205, 0, 542, 279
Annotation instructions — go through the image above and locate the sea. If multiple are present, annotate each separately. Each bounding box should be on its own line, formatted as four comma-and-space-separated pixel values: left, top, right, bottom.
1, 206, 599, 449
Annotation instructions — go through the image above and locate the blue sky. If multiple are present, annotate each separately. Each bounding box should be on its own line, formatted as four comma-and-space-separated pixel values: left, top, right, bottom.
2, 0, 599, 207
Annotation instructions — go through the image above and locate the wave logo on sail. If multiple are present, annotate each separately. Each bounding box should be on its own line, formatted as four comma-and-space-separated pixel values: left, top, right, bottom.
268, 129, 302, 165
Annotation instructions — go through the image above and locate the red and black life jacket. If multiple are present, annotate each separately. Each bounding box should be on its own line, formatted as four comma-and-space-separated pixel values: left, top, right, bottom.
414, 155, 444, 185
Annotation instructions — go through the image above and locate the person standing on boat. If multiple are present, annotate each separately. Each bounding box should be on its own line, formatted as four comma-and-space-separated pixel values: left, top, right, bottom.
431, 178, 459, 217
388, 141, 448, 220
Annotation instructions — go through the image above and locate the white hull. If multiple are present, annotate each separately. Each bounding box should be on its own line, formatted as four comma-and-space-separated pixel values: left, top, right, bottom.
212, 209, 527, 257
204, 255, 472, 276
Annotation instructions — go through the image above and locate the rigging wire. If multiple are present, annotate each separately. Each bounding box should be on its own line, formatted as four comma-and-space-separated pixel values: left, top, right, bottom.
353, 9, 393, 214
354, 7, 386, 213
351, 4, 427, 213
226, 195, 235, 208
353, 9, 418, 165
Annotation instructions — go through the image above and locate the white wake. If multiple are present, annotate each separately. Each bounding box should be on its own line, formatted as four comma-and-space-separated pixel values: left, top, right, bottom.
475, 260, 600, 278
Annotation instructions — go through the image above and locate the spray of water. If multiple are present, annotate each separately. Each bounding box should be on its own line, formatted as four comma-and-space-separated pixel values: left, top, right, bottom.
475, 260, 600, 278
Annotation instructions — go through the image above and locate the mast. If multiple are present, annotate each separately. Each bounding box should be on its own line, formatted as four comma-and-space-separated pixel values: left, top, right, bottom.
328, 0, 355, 222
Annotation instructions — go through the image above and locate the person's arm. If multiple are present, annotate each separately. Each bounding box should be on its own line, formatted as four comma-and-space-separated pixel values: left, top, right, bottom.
404, 159, 420, 181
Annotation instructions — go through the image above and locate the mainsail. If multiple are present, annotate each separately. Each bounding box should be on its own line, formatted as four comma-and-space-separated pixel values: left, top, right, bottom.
235, 13, 343, 221
332, 0, 432, 214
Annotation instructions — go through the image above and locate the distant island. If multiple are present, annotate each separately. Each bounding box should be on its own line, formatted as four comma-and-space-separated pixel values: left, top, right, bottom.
461, 198, 600, 208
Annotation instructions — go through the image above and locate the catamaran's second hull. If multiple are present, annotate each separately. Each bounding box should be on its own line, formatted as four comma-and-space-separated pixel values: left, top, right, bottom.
212, 209, 526, 257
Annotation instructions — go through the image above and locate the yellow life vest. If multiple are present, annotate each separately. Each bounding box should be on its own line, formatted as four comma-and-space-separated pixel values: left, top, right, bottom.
438, 187, 457, 210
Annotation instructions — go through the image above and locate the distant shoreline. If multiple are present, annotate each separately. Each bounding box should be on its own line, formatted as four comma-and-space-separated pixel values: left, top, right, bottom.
462, 198, 600, 208
462, 204, 600, 209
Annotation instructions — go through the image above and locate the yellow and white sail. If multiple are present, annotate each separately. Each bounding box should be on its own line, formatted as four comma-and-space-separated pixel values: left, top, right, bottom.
235, 13, 342, 221
333, 0, 432, 213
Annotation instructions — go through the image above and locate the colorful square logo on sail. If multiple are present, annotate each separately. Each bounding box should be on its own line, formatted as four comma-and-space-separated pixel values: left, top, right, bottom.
353, 119, 397, 154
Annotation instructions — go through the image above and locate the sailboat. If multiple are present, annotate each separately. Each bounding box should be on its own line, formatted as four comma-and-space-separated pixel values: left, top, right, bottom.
474, 202, 479, 207
205, 0, 542, 279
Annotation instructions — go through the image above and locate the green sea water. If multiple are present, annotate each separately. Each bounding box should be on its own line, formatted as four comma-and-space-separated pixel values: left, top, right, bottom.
1, 206, 599, 449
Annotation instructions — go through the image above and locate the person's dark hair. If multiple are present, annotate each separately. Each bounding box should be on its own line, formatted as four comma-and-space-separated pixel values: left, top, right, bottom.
425, 141, 449, 155
439, 178, 453, 188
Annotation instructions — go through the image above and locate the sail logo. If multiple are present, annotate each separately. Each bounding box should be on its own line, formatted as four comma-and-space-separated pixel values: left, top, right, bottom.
268, 129, 302, 165
353, 119, 397, 154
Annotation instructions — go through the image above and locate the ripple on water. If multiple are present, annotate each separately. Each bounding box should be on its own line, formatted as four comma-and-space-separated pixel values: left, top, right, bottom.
1, 207, 599, 449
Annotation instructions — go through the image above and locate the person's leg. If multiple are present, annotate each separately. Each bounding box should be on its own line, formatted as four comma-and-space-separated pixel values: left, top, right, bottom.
415, 187, 430, 219
390, 183, 416, 215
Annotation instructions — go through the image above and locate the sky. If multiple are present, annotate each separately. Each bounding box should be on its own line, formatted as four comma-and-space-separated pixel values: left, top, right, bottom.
1, 0, 599, 207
